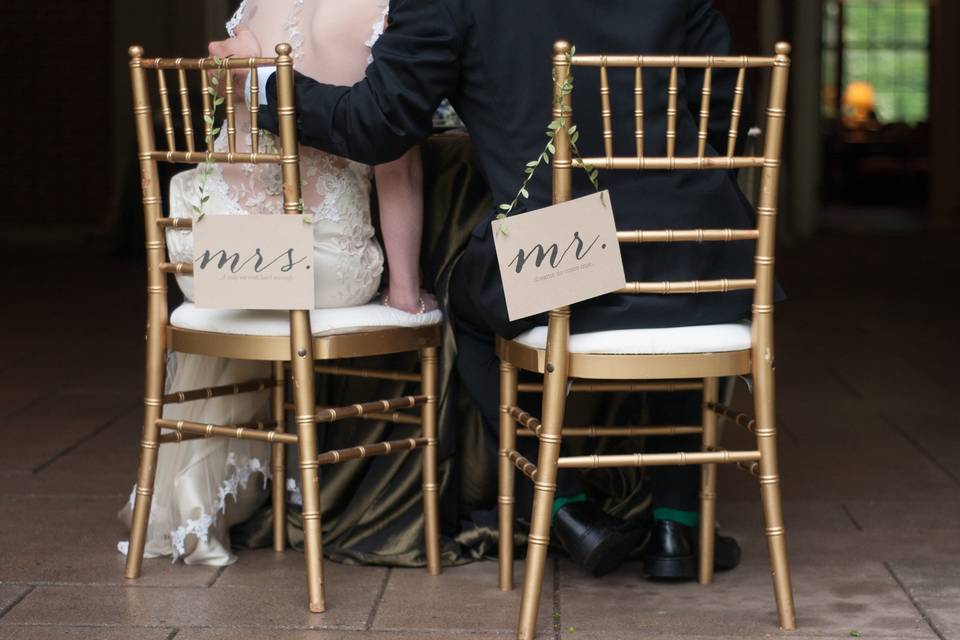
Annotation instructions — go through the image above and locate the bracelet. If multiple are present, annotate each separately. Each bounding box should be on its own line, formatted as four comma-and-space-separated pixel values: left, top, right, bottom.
382, 294, 426, 315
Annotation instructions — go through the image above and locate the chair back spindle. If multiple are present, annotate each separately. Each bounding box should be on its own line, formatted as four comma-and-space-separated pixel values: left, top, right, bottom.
549, 43, 791, 351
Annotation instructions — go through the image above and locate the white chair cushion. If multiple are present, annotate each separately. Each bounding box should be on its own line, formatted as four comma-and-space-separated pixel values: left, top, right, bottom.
513, 321, 752, 355
170, 302, 442, 337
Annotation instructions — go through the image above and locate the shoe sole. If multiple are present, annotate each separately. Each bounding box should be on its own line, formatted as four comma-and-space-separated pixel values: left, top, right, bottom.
581, 529, 645, 577
643, 554, 696, 580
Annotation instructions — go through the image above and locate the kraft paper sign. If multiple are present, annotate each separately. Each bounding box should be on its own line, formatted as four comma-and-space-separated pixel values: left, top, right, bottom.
193, 215, 315, 310
492, 191, 626, 321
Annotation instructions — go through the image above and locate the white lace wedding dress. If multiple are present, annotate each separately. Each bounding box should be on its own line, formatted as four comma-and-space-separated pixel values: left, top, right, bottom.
119, 0, 392, 566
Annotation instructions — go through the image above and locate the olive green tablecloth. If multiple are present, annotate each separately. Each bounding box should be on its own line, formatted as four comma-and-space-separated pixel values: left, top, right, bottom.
234, 134, 652, 565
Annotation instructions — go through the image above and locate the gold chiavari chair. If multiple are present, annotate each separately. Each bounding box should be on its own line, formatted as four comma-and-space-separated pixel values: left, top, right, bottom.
126, 43, 442, 613
497, 42, 795, 639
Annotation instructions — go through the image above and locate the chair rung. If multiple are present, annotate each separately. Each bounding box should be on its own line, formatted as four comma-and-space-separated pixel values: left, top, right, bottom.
315, 395, 428, 423
557, 449, 760, 469
737, 460, 760, 476
573, 156, 764, 171
164, 379, 277, 404
517, 426, 702, 438
505, 448, 538, 481
159, 261, 194, 275
317, 437, 429, 465
157, 217, 193, 229
313, 364, 421, 383
706, 402, 757, 433
516, 380, 703, 393
148, 150, 281, 164
156, 418, 294, 444
617, 229, 759, 244
617, 278, 756, 295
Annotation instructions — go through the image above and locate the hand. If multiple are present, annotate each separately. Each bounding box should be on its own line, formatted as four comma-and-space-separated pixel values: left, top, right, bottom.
381, 288, 439, 315
207, 26, 261, 85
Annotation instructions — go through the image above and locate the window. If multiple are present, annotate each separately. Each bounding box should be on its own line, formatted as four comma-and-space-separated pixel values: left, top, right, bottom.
822, 0, 930, 124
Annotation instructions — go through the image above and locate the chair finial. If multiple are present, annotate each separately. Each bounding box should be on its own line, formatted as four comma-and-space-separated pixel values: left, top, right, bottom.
774, 42, 791, 56
128, 45, 144, 59
554, 40, 571, 56
276, 43, 292, 56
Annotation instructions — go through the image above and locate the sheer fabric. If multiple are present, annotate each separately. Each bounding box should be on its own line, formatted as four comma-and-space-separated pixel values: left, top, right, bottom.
120, 0, 392, 566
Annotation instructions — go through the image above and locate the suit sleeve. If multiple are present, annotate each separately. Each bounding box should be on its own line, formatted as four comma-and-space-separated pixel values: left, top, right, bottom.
683, 0, 751, 156
258, 0, 462, 164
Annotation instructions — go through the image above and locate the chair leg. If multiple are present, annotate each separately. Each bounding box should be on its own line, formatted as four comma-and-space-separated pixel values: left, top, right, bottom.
271, 361, 287, 552
124, 324, 166, 579
420, 347, 442, 576
498, 361, 519, 591
289, 311, 325, 613
698, 376, 720, 585
517, 310, 570, 640
753, 353, 797, 629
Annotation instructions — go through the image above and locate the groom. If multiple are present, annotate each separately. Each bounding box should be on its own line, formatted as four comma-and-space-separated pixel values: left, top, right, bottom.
245, 0, 752, 579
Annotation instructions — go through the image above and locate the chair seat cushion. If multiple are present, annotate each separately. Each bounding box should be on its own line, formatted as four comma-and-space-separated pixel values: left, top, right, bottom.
170, 302, 442, 337
513, 321, 752, 355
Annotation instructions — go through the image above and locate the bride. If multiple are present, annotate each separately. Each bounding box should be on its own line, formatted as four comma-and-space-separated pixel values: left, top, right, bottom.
119, 0, 438, 565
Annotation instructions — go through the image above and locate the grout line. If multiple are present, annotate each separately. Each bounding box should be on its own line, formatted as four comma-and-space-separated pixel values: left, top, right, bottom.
365, 567, 392, 631
0, 585, 34, 620
883, 416, 960, 488
552, 556, 562, 640
32, 404, 138, 474
840, 503, 864, 531
884, 561, 948, 640
206, 566, 228, 588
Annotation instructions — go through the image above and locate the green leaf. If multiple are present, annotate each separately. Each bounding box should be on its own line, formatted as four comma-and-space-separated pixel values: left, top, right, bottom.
548, 120, 561, 130
571, 131, 580, 144
498, 203, 512, 211
520, 187, 529, 198
849, 633, 863, 638
569, 45, 576, 56
191, 204, 201, 213
568, 125, 577, 134
210, 75, 219, 86
547, 142, 556, 154
201, 195, 210, 203
526, 160, 539, 168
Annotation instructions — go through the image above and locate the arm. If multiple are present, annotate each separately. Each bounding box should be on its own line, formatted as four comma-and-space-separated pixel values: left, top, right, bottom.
375, 146, 436, 313
258, 0, 463, 164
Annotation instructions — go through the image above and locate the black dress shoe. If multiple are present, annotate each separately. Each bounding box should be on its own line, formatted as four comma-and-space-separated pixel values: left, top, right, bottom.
642, 519, 742, 580
553, 501, 643, 577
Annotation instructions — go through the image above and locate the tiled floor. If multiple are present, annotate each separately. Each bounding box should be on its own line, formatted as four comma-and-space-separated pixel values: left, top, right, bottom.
1, 230, 958, 639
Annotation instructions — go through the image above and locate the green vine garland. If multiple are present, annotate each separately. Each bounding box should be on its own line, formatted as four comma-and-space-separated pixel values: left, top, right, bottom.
495, 46, 600, 235
193, 56, 229, 221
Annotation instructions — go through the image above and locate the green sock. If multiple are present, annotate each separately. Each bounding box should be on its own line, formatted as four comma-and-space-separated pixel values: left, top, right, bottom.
551, 493, 588, 519
653, 507, 699, 528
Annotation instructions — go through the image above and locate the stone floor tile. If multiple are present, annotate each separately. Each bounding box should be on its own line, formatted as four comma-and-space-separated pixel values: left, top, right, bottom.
216, 550, 388, 617
845, 499, 960, 531
372, 558, 553, 634
887, 560, 960, 600
0, 627, 172, 640
177, 628, 524, 639
0, 585, 32, 618
0, 410, 142, 497
558, 558, 933, 638
0, 496, 218, 587
920, 598, 960, 640
2, 584, 368, 631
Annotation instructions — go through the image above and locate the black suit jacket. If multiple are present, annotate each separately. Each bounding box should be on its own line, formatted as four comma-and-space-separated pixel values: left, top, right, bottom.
260, 0, 764, 338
